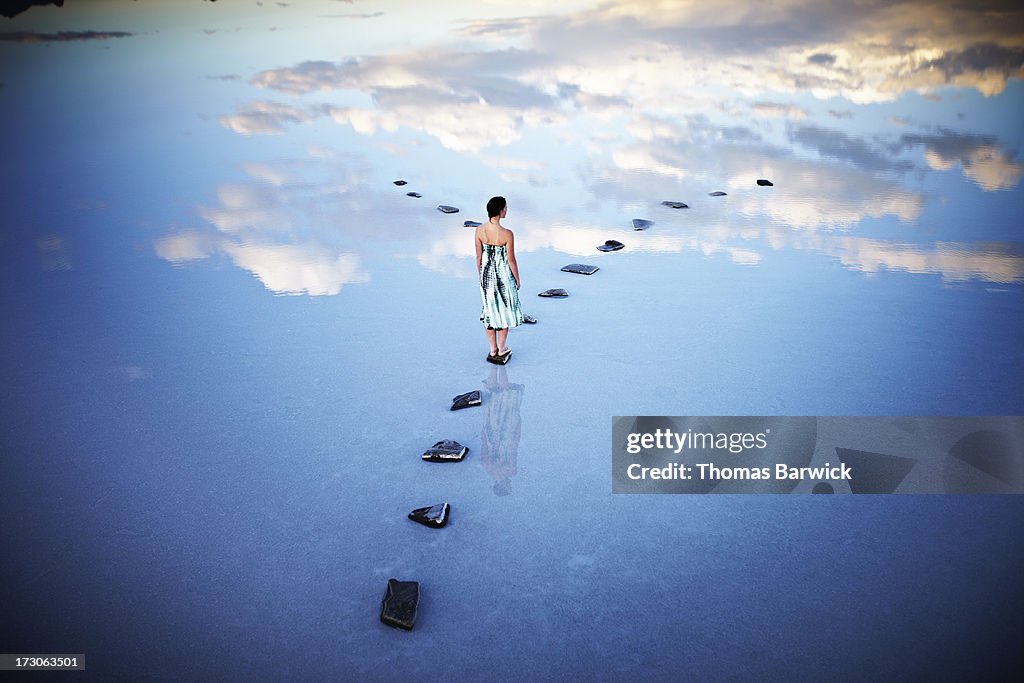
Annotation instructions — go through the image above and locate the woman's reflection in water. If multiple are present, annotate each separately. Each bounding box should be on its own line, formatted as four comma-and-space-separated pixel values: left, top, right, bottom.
481, 364, 524, 496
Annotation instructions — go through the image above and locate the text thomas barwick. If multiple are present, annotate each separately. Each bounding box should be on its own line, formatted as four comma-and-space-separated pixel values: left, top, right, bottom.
626, 462, 852, 481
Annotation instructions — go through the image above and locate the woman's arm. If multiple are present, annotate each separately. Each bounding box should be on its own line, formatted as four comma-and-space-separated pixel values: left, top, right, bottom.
475, 229, 483, 273
507, 230, 520, 288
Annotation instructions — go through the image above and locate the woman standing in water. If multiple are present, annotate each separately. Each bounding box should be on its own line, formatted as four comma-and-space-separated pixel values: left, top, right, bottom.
476, 196, 523, 362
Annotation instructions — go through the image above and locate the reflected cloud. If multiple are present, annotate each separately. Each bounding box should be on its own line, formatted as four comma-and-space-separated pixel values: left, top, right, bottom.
0, 31, 132, 43
789, 124, 914, 172
156, 153, 375, 296
898, 130, 1023, 191
752, 102, 807, 119
219, 100, 328, 135
36, 235, 72, 271
788, 234, 1024, 284
602, 139, 923, 229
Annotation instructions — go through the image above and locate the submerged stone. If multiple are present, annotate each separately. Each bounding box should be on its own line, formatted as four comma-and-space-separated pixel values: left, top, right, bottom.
597, 240, 624, 252
538, 288, 568, 297
437, 205, 460, 214
451, 390, 481, 410
380, 579, 419, 630
709, 191, 727, 196
632, 219, 653, 230
393, 180, 408, 186
523, 315, 537, 324
409, 503, 450, 528
661, 201, 688, 209
561, 263, 599, 275
406, 192, 422, 198
756, 179, 774, 186
422, 439, 468, 462
464, 220, 482, 227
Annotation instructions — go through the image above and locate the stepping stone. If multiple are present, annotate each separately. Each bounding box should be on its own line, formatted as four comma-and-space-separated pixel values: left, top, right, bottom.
661, 201, 688, 209
451, 390, 481, 410
561, 263, 599, 275
487, 349, 512, 365
538, 288, 568, 297
464, 220, 482, 227
437, 205, 460, 214
523, 315, 537, 324
380, 579, 419, 630
597, 240, 624, 252
756, 179, 773, 186
393, 180, 407, 186
632, 219, 653, 230
709, 191, 727, 196
409, 503, 450, 528
422, 439, 468, 462
406, 192, 422, 198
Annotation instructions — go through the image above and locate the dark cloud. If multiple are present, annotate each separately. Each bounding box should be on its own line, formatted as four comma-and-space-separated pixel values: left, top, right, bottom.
0, 30, 132, 43
895, 128, 999, 158
807, 52, 836, 65
1, 0, 63, 19
790, 124, 912, 172
828, 109, 853, 119
923, 43, 1024, 77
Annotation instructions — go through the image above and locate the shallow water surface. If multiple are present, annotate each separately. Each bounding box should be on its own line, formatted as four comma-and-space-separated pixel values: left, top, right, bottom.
2, 1, 1023, 679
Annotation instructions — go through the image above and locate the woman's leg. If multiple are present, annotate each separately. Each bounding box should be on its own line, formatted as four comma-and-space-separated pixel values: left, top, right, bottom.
496, 328, 509, 354
486, 328, 498, 355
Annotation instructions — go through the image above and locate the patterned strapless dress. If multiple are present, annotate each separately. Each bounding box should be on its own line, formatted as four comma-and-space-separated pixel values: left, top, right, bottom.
479, 244, 524, 329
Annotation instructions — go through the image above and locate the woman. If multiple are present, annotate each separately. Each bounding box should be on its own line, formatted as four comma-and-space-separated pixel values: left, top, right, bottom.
476, 196, 523, 363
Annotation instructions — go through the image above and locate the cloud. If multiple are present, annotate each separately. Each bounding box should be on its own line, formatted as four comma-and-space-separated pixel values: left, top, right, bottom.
218, 100, 328, 135
898, 129, 1022, 191
156, 157, 379, 296
751, 102, 807, 119
788, 124, 913, 172
0, 30, 132, 43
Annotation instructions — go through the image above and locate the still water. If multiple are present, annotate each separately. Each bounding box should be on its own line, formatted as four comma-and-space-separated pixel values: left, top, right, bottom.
2, 1, 1022, 679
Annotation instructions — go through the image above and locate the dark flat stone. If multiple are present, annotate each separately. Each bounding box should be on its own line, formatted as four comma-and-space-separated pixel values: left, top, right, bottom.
464, 220, 482, 227
597, 240, 624, 252
393, 180, 408, 186
538, 288, 568, 297
561, 263, 599, 275
487, 349, 511, 365
756, 179, 773, 186
709, 191, 727, 196
451, 390, 481, 410
422, 439, 468, 462
523, 315, 537, 324
632, 219, 653, 230
409, 503, 450, 528
437, 205, 460, 214
406, 192, 422, 198
380, 579, 419, 630
661, 201, 688, 209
